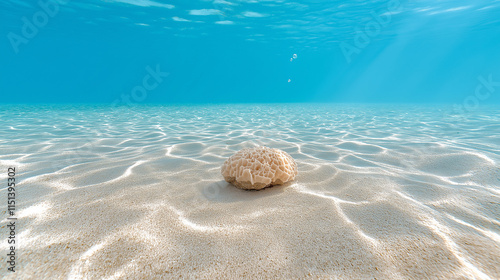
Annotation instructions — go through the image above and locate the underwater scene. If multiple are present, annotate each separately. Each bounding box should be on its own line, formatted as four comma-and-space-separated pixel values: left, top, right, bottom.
1, 0, 500, 279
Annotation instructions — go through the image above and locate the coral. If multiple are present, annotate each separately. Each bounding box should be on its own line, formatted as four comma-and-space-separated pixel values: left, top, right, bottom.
221, 146, 298, 190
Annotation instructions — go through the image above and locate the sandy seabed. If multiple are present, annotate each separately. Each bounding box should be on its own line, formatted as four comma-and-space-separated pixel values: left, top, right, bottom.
0, 104, 499, 279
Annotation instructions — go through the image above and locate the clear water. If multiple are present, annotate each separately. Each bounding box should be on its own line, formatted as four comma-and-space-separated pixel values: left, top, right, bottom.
1, 0, 500, 103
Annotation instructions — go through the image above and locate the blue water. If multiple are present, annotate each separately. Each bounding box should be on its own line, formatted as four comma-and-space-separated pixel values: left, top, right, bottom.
1, 0, 500, 103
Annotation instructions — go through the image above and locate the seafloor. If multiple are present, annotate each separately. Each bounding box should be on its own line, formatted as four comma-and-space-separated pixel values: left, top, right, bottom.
0, 104, 499, 279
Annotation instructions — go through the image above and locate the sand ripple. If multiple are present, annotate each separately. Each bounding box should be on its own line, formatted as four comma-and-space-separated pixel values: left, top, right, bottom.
0, 104, 499, 279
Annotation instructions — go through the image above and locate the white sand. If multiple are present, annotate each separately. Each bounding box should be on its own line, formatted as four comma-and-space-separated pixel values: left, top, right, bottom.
0, 104, 499, 279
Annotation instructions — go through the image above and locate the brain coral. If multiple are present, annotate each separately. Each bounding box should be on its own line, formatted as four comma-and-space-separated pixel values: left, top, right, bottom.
221, 146, 298, 190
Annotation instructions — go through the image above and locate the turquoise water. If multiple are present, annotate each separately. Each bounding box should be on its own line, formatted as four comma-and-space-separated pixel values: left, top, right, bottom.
1, 0, 500, 103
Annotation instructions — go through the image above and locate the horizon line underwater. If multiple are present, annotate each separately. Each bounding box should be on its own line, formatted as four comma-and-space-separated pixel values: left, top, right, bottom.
1, 0, 500, 279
